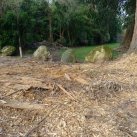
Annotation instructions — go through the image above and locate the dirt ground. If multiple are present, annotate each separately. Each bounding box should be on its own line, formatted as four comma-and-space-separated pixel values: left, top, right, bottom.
0, 55, 137, 137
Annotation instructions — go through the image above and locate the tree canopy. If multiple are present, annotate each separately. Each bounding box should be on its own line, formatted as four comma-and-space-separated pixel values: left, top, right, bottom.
0, 0, 134, 50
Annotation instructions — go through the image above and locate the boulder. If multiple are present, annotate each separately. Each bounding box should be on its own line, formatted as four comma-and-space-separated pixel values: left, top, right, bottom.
61, 49, 76, 63
85, 46, 112, 63
1, 46, 16, 56
33, 45, 51, 60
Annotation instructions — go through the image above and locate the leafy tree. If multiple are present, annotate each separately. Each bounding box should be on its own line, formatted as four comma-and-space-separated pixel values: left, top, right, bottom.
0, 0, 122, 50
0, 0, 49, 52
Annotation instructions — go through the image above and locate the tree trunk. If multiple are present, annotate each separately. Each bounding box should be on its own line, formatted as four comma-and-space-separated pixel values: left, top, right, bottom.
16, 8, 23, 58
121, 23, 134, 51
19, 37, 23, 58
48, 0, 53, 43
59, 25, 62, 39
128, 0, 137, 53
0, 0, 4, 17
49, 14, 53, 42
0, 2, 2, 17
67, 28, 71, 45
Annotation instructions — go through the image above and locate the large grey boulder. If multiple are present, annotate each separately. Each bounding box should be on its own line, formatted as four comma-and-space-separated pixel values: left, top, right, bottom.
1, 46, 16, 56
61, 49, 76, 63
33, 45, 51, 60
85, 46, 112, 63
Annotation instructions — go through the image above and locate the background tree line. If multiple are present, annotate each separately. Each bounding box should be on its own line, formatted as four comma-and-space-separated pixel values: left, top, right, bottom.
0, 0, 134, 50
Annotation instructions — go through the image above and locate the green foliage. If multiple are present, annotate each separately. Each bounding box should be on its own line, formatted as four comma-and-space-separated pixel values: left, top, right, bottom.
0, 11, 17, 46
52, 0, 121, 45
0, 0, 49, 49
60, 43, 119, 61
0, 0, 122, 50
123, 0, 136, 27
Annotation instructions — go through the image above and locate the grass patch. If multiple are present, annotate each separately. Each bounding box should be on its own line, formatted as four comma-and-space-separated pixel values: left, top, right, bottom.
60, 43, 120, 61
24, 43, 120, 61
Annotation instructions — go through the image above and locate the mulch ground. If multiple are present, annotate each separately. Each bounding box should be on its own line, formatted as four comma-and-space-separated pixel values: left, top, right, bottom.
0, 54, 137, 137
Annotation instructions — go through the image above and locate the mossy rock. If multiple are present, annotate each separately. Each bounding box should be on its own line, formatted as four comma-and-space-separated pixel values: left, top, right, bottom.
61, 49, 76, 63
33, 45, 51, 60
85, 45, 112, 63
1, 46, 16, 56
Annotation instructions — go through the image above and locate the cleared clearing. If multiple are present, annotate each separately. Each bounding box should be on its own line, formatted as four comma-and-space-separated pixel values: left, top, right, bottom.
0, 54, 137, 137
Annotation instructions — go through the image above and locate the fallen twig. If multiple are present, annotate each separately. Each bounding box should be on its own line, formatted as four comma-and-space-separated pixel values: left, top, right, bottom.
24, 117, 46, 137
2, 89, 22, 99
0, 99, 47, 110
57, 84, 76, 100
24, 105, 60, 137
